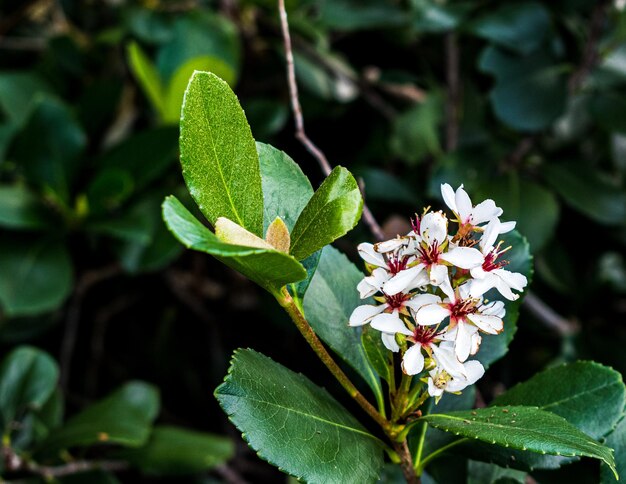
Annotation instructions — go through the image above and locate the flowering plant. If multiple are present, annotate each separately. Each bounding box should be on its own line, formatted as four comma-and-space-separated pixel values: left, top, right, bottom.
162, 71, 623, 483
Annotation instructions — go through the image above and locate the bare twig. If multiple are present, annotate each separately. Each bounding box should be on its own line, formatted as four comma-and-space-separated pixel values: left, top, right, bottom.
60, 265, 121, 392
277, 0, 385, 241
2, 445, 127, 478
522, 291, 579, 337
569, 1, 608, 93
444, 33, 460, 152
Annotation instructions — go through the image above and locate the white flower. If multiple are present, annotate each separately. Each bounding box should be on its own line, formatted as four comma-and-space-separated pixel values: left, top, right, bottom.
414, 282, 505, 362
427, 360, 485, 400
441, 183, 516, 233
402, 329, 466, 377
349, 291, 427, 336
469, 219, 528, 301
383, 211, 483, 295
357, 268, 391, 298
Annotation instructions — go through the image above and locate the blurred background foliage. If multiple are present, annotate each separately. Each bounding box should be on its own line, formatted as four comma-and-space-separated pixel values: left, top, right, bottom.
0, 0, 626, 482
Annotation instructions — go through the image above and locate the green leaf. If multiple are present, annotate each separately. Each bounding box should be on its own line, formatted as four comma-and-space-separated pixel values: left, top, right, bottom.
358, 168, 418, 205
163, 56, 235, 124
162, 196, 306, 294
317, 0, 409, 31
543, 163, 626, 226
390, 94, 443, 164
412, 0, 473, 33
468, 2, 551, 55
465, 362, 626, 472
257, 142, 314, 233
601, 416, 626, 483
0, 237, 73, 317
290, 166, 363, 261
479, 46, 567, 132
494, 362, 626, 439
127, 41, 165, 117
467, 460, 526, 484
215, 349, 383, 483
474, 230, 532, 368
122, 426, 234, 476
361, 326, 393, 383
180, 71, 263, 236
420, 406, 617, 478
475, 176, 559, 252
38, 381, 159, 453
293, 50, 359, 103
0, 72, 53, 126
0, 185, 50, 230
10, 97, 86, 202
303, 246, 381, 398
0, 346, 59, 434
156, 13, 240, 83
590, 91, 626, 134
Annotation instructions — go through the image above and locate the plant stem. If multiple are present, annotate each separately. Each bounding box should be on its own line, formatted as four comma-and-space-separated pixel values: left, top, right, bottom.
415, 438, 469, 474
277, 288, 390, 432
393, 440, 420, 484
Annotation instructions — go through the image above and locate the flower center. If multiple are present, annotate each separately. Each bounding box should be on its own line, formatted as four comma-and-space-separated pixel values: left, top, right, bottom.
448, 298, 478, 321
410, 325, 439, 346
433, 370, 452, 389
384, 292, 410, 310
385, 253, 409, 275
482, 242, 510, 272
417, 240, 441, 266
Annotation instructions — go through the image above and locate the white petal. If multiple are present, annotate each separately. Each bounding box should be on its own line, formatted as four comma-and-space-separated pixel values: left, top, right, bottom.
349, 304, 384, 326
464, 360, 485, 385
415, 304, 450, 326
375, 238, 408, 253
383, 265, 424, 296
481, 300, 506, 317
371, 313, 413, 336
455, 186, 473, 222
428, 378, 444, 397
454, 322, 472, 362
431, 343, 466, 378
480, 219, 500, 252
493, 277, 518, 301
357, 278, 378, 299
469, 276, 497, 298
498, 220, 516, 234
405, 293, 442, 313
429, 263, 449, 286
440, 247, 483, 269
496, 269, 528, 292
470, 333, 482, 355
402, 345, 425, 375
445, 378, 470, 393
358, 242, 386, 267
441, 183, 457, 213
381, 332, 400, 352
471, 199, 502, 225
439, 278, 456, 301
420, 212, 448, 244
467, 313, 503, 334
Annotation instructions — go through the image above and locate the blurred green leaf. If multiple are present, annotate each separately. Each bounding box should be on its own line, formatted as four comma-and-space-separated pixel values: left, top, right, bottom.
86, 168, 135, 214
243, 99, 289, 140
180, 71, 264, 236
601, 416, 626, 483
122, 426, 234, 475
0, 346, 59, 434
479, 46, 567, 132
39, 381, 159, 453
162, 196, 306, 294
476, 177, 559, 252
317, 0, 408, 31
215, 349, 383, 483
468, 2, 551, 55
411, 0, 473, 33
10, 97, 86, 202
0, 185, 50, 230
0, 72, 53, 126
590, 91, 626, 134
293, 50, 358, 103
290, 166, 363, 261
390, 94, 443, 164
124, 7, 173, 44
127, 41, 166, 117
0, 237, 73, 317
303, 246, 381, 398
361, 326, 393, 383
467, 460, 526, 484
359, 168, 418, 205
543, 163, 626, 226
156, 13, 240, 83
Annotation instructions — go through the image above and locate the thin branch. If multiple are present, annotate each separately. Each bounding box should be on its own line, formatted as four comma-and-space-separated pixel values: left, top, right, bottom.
444, 33, 460, 152
278, 0, 385, 241
60, 265, 121, 392
568, 1, 608, 93
3, 445, 127, 478
522, 291, 579, 337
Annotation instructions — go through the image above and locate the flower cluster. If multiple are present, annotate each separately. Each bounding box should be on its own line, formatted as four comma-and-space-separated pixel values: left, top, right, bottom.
350, 184, 528, 401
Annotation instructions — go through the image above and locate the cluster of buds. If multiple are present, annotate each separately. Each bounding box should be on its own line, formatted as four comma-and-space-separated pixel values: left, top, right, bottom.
349, 184, 528, 401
